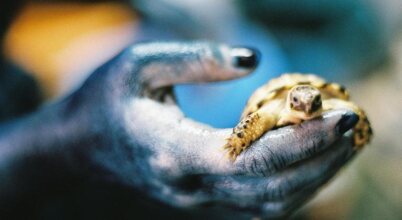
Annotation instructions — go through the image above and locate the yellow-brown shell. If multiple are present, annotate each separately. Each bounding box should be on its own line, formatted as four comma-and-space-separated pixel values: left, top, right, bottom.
242, 73, 349, 118
224, 73, 371, 160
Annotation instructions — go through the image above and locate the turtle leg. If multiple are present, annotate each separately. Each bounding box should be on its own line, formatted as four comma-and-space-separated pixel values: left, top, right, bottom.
323, 99, 373, 149
224, 109, 279, 160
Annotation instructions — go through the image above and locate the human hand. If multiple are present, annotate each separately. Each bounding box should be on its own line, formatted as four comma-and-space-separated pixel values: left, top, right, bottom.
88, 41, 358, 218
0, 42, 358, 219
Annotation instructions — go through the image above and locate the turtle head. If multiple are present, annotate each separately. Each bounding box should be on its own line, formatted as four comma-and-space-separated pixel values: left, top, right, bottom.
287, 85, 323, 119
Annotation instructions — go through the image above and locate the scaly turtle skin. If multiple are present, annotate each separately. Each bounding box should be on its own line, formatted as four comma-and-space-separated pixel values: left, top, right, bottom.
224, 73, 373, 160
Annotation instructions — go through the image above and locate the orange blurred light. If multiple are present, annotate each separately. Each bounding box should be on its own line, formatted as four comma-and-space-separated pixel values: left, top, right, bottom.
4, 2, 138, 98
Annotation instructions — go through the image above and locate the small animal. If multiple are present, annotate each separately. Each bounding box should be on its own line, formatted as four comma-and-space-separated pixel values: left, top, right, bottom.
224, 73, 372, 160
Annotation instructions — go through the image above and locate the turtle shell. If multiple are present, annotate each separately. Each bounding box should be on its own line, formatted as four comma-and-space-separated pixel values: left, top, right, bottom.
241, 73, 347, 118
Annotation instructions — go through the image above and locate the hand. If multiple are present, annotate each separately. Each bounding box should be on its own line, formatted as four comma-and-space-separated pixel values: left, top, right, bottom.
0, 42, 358, 219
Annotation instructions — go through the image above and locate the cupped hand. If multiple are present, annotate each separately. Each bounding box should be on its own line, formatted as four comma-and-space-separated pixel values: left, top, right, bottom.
0, 42, 358, 219
89, 42, 358, 218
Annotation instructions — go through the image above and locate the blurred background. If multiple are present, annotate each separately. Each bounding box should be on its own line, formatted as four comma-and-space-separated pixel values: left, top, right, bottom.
0, 0, 401, 219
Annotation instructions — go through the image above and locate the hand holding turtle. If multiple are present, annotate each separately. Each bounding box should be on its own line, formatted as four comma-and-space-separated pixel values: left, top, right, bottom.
0, 42, 359, 219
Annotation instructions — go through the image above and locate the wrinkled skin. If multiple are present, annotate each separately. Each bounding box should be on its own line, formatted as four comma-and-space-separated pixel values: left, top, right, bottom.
0, 42, 358, 219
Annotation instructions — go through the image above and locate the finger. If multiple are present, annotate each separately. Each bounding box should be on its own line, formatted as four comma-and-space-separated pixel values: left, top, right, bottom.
260, 136, 355, 201
123, 102, 356, 178
195, 136, 355, 210
233, 109, 358, 176
258, 178, 326, 219
128, 42, 260, 90
259, 139, 355, 219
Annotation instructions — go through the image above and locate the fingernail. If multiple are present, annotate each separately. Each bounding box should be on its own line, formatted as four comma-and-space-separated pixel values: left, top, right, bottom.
231, 47, 260, 69
336, 112, 359, 134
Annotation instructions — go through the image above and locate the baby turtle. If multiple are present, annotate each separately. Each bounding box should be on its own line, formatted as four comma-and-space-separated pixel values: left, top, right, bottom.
224, 73, 372, 160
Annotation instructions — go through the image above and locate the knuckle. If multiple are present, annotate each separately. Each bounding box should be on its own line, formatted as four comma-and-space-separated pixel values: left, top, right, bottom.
264, 177, 294, 201
264, 179, 281, 200
149, 151, 183, 179
237, 148, 276, 176
260, 202, 289, 219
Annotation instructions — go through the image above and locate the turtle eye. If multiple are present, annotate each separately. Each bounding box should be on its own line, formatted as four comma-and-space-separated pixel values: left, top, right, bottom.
314, 96, 321, 105
293, 97, 298, 103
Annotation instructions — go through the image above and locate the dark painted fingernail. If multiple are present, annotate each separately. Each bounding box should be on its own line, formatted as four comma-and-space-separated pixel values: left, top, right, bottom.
336, 112, 359, 134
231, 47, 260, 68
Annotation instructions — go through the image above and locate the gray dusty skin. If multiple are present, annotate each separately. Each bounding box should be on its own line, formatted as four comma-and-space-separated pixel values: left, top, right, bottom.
0, 42, 358, 219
